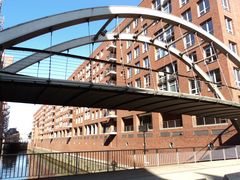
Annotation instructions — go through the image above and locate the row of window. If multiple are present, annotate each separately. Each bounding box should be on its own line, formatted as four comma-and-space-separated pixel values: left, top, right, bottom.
179, 0, 229, 13
40, 112, 229, 138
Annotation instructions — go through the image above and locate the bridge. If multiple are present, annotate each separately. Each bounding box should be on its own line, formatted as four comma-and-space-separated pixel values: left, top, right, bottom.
0, 6, 240, 128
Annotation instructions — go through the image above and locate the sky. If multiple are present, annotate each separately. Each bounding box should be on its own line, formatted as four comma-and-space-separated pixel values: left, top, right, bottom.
3, 0, 141, 139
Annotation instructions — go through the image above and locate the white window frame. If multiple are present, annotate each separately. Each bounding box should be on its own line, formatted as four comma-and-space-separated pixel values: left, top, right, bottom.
221, 0, 229, 10
144, 74, 151, 88
162, 0, 172, 13
184, 33, 195, 49
127, 51, 132, 63
198, 0, 210, 17
134, 46, 140, 59
182, 9, 192, 22
133, 18, 138, 29
225, 17, 233, 34
143, 57, 150, 69
135, 78, 141, 88
201, 19, 213, 34
208, 69, 222, 87
127, 68, 132, 79
229, 41, 237, 54
180, 0, 189, 7
135, 62, 140, 74
233, 68, 240, 88
204, 45, 217, 64
142, 42, 149, 53
189, 79, 201, 95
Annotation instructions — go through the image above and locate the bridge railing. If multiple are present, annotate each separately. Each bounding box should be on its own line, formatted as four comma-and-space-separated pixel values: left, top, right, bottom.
1, 145, 240, 179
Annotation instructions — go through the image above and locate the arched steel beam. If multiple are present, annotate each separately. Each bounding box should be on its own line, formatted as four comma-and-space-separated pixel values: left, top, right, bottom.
0, 6, 240, 69
2, 33, 225, 100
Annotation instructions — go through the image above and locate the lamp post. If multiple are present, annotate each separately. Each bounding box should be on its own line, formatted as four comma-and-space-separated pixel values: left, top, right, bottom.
139, 124, 148, 154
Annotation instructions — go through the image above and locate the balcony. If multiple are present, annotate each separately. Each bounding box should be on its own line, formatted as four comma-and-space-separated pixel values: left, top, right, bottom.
107, 80, 116, 86
104, 110, 117, 119
105, 67, 116, 77
106, 43, 116, 52
106, 53, 117, 62
158, 77, 167, 86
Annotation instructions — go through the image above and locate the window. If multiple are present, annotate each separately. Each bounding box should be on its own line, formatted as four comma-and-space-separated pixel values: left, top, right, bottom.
138, 114, 153, 130
233, 68, 240, 87
187, 51, 197, 71
155, 25, 174, 60
198, 0, 210, 16
225, 17, 233, 34
189, 78, 201, 95
126, 25, 130, 33
208, 69, 222, 87
144, 74, 151, 88
163, 119, 182, 128
229, 41, 237, 54
142, 24, 148, 35
204, 45, 217, 64
135, 62, 140, 74
180, 0, 189, 7
126, 41, 132, 49
143, 57, 150, 68
153, 0, 161, 10
142, 42, 149, 53
123, 117, 134, 132
156, 47, 168, 60
201, 19, 213, 34
133, 18, 138, 29
162, 0, 172, 13
162, 114, 182, 128
135, 78, 141, 88
134, 46, 140, 58
182, 9, 192, 22
196, 116, 228, 126
127, 52, 132, 63
158, 62, 179, 92
127, 68, 132, 79
222, 0, 229, 10
184, 34, 195, 49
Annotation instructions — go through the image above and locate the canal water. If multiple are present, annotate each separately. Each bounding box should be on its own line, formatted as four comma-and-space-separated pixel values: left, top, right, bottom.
0, 151, 87, 179
0, 151, 29, 179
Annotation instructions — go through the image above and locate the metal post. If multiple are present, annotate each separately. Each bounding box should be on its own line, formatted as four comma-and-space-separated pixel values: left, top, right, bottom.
223, 149, 226, 160
143, 131, 146, 155
176, 149, 180, 164
37, 154, 42, 179
235, 146, 239, 159
193, 148, 197, 163
156, 149, 160, 166
133, 150, 136, 169
209, 150, 212, 162
75, 152, 78, 174
107, 151, 109, 172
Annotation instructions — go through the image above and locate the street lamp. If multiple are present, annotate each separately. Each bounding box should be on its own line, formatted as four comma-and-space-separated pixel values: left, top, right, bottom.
139, 124, 148, 154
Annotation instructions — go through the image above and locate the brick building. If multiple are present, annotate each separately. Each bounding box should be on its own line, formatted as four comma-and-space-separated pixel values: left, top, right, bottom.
31, 0, 240, 152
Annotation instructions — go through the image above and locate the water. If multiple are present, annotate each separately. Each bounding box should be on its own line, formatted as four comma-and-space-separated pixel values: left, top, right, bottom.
0, 151, 29, 179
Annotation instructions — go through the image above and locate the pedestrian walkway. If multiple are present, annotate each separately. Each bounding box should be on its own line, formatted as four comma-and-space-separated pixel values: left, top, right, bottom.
42, 159, 240, 180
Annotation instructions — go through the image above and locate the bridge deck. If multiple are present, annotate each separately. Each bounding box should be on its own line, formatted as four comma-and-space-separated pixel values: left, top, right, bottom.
0, 72, 240, 119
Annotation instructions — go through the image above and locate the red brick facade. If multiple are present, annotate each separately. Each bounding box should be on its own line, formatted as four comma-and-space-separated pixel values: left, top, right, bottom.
31, 0, 240, 152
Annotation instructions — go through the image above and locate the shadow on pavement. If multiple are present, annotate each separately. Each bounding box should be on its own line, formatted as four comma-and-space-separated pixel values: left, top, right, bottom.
39, 169, 166, 180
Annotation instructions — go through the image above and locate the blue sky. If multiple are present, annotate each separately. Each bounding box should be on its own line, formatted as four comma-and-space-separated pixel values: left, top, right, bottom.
2, 0, 141, 138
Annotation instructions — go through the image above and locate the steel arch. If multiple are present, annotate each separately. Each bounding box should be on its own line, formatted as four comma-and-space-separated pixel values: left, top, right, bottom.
0, 6, 240, 68
3, 33, 225, 100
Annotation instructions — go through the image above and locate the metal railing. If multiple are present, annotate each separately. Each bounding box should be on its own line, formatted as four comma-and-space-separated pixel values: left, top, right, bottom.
1, 145, 240, 179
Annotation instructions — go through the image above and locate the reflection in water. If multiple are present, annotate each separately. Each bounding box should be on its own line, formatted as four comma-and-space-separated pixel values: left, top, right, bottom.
0, 151, 28, 179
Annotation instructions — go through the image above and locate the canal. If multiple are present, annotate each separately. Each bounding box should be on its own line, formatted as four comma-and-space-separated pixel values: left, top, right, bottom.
0, 151, 82, 179
0, 151, 29, 179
